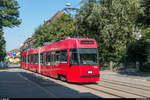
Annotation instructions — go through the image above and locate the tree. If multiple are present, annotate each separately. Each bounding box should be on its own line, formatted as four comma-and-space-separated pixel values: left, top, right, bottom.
78, 0, 143, 66
0, 32, 6, 61
77, 0, 98, 38
140, 0, 150, 27
0, 0, 21, 61
127, 28, 150, 65
0, 0, 21, 27
32, 13, 75, 48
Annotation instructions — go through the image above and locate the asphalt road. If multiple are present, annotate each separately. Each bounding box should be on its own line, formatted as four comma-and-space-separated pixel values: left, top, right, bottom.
0, 65, 100, 98
2, 65, 150, 98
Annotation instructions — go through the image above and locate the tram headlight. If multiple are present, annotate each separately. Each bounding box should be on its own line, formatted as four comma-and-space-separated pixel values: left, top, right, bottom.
88, 70, 92, 74
93, 66, 99, 68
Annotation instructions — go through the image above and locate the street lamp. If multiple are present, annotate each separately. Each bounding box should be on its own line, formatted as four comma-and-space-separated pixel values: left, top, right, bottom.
63, 3, 81, 37
66, 3, 71, 7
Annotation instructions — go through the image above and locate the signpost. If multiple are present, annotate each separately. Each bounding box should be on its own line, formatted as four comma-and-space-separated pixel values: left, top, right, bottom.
12, 51, 16, 57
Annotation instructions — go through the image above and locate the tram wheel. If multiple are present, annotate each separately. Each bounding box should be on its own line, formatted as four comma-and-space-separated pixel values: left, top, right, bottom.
60, 75, 66, 82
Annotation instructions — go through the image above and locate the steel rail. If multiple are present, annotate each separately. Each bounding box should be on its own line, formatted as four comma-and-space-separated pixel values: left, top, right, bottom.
101, 78, 150, 89
96, 84, 149, 98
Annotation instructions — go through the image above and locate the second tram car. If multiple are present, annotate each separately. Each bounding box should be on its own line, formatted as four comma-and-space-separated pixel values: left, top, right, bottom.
21, 37, 100, 83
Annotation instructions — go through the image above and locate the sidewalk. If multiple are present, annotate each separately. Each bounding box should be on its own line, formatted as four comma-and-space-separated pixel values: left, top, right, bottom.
100, 70, 150, 81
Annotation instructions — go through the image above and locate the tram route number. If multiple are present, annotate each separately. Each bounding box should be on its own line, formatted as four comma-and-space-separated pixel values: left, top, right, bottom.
136, 98, 150, 100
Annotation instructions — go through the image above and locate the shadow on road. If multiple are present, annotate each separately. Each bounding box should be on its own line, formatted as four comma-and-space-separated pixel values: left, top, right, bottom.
0, 68, 101, 98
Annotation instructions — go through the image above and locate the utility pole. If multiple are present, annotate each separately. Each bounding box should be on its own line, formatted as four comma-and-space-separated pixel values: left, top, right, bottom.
63, 3, 81, 37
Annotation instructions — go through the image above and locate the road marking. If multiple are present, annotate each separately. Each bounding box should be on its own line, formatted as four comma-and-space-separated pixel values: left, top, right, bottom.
17, 73, 58, 98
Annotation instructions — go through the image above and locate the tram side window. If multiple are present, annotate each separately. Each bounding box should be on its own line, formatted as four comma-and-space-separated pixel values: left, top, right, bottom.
35, 54, 39, 64
30, 55, 34, 64
26, 56, 28, 63
24, 56, 26, 63
23, 56, 25, 63
27, 56, 28, 63
60, 50, 67, 63
22, 56, 24, 62
28, 55, 30, 64
23, 56, 24, 62
21, 57, 23, 61
33, 54, 35, 64
30, 55, 32, 64
70, 49, 79, 65
46, 52, 51, 66
26, 55, 28, 63
30, 55, 31, 64
40, 53, 44, 65
55, 51, 60, 63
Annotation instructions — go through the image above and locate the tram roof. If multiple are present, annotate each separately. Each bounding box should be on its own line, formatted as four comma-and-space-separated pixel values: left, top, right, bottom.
21, 37, 97, 55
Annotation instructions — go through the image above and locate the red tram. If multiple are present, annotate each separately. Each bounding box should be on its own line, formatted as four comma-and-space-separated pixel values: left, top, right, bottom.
21, 37, 100, 83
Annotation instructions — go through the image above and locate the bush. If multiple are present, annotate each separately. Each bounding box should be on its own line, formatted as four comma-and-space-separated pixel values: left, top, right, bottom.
140, 63, 150, 72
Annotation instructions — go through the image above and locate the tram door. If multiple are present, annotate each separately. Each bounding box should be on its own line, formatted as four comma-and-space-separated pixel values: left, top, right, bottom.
51, 51, 57, 78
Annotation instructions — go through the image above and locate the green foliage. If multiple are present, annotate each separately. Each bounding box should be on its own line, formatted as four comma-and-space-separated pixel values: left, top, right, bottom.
0, 67, 8, 70
127, 28, 150, 65
140, 0, 150, 27
32, 0, 150, 69
0, 0, 21, 27
0, 33, 6, 61
0, 0, 21, 61
127, 40, 148, 63
78, 0, 143, 64
32, 13, 75, 48
140, 63, 150, 72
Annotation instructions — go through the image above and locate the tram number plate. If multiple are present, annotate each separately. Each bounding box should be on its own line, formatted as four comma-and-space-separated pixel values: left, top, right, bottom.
88, 70, 92, 74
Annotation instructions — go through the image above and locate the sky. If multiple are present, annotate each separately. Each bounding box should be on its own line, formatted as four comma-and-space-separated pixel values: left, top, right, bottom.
3, 0, 81, 52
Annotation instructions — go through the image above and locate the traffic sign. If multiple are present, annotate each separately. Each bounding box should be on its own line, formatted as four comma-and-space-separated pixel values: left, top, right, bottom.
12, 51, 16, 56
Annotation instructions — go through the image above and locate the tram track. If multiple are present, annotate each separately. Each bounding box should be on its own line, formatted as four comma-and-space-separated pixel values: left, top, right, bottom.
76, 78, 150, 98
80, 82, 150, 98
22, 69, 150, 98
82, 85, 124, 98
101, 78, 150, 91
26, 70, 122, 98
94, 79, 150, 98
46, 76, 150, 98
97, 84, 149, 98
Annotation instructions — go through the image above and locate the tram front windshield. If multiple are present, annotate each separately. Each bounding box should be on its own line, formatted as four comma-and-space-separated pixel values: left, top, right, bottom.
70, 48, 98, 65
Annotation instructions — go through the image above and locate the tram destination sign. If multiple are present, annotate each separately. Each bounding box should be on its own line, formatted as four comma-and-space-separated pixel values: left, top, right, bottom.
80, 40, 94, 44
